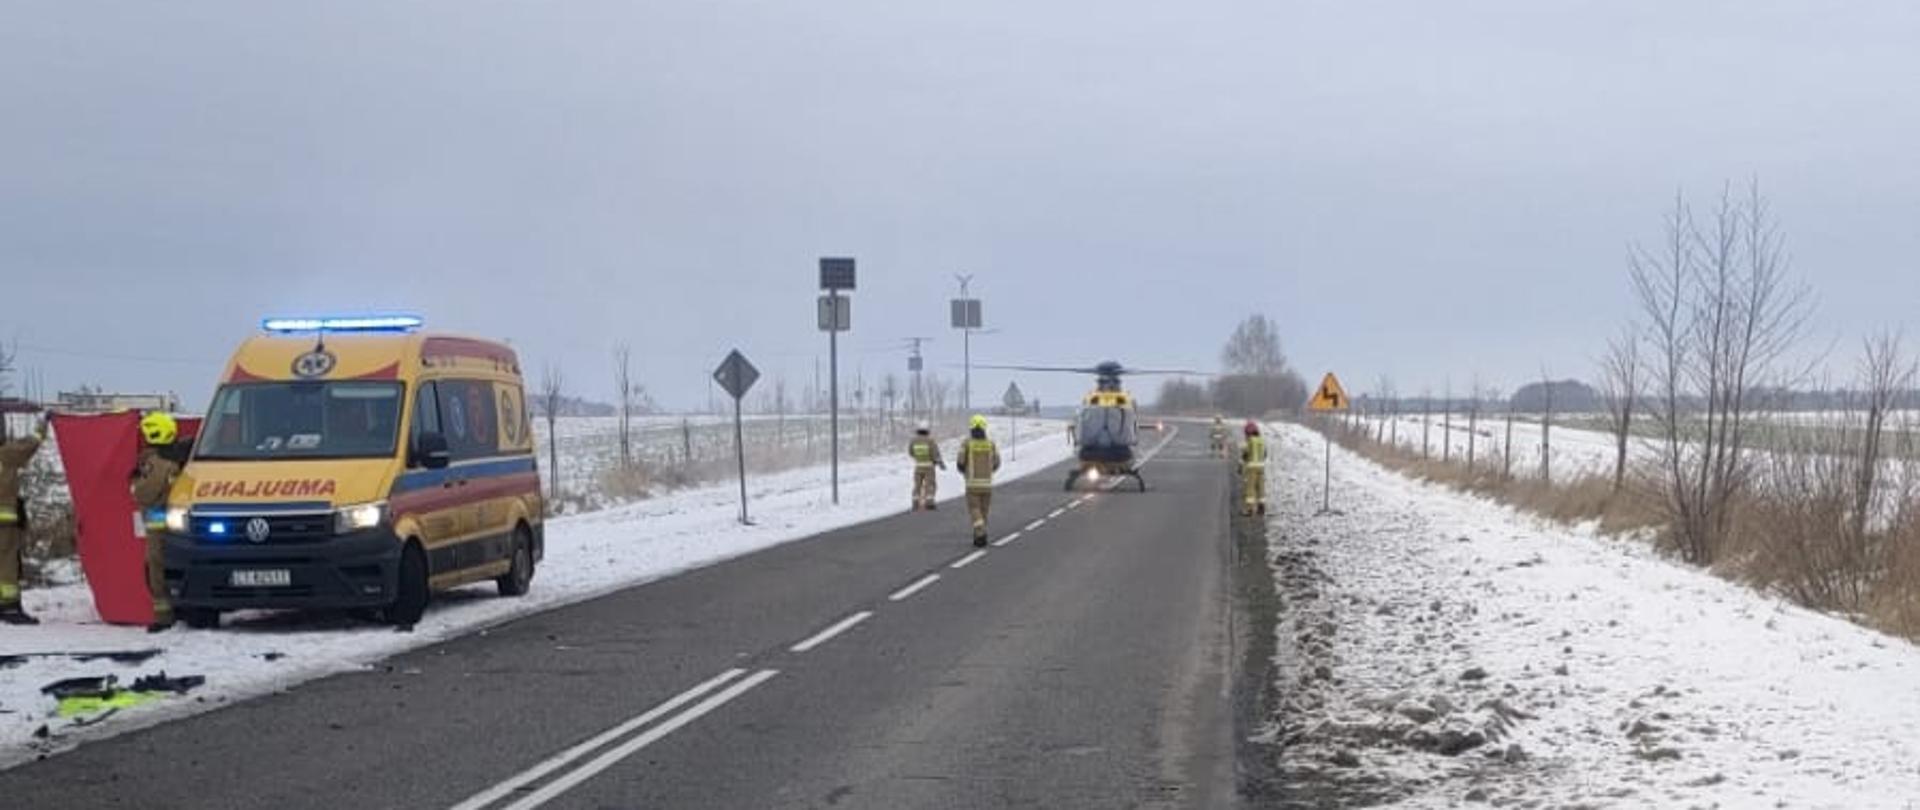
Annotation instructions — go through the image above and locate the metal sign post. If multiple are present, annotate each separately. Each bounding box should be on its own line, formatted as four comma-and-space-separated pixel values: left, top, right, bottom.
1002, 381, 1025, 462
951, 275, 982, 411
1308, 372, 1351, 515
820, 258, 856, 505
713, 349, 761, 524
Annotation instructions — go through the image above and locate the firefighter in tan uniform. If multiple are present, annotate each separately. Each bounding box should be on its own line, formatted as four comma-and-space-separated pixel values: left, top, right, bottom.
908, 421, 946, 511
1, 417, 48, 625
1240, 420, 1268, 516
954, 415, 1001, 547
132, 413, 181, 632
1209, 415, 1229, 458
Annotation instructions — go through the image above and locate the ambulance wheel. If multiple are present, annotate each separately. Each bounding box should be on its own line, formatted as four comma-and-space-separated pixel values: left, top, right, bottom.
180, 607, 220, 629
496, 526, 535, 597
387, 542, 430, 626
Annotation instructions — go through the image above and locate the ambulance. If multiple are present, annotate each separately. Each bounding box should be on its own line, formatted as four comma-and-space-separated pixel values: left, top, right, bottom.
161, 316, 543, 627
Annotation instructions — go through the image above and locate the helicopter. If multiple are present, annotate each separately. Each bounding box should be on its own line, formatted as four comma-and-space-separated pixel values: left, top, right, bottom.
976, 361, 1204, 492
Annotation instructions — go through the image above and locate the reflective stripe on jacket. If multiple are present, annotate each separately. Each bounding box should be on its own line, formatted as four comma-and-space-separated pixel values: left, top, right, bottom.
1242, 435, 1267, 469
961, 438, 999, 492
909, 437, 941, 469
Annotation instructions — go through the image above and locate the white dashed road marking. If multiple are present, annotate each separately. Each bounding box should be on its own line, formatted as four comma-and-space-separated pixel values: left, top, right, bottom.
888, 574, 942, 602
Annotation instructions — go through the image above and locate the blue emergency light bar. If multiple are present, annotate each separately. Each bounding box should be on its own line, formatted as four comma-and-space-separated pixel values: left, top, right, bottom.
261, 315, 424, 333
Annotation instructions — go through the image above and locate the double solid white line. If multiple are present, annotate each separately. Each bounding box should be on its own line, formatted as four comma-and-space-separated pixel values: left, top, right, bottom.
449, 668, 778, 810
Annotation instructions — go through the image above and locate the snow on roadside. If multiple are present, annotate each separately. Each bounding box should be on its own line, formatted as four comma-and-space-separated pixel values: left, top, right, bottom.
1256, 422, 1920, 808
0, 419, 1070, 768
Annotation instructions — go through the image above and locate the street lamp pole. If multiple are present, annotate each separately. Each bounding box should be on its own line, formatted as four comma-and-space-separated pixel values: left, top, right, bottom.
955, 274, 974, 412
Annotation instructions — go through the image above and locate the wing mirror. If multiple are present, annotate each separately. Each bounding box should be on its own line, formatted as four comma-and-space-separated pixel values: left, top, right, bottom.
413, 432, 451, 470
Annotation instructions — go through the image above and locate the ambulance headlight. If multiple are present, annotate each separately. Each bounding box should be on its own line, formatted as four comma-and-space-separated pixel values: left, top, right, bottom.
165, 507, 189, 534
333, 501, 388, 534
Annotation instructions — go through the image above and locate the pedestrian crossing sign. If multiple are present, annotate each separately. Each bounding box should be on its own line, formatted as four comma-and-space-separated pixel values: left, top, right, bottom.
1308, 373, 1349, 412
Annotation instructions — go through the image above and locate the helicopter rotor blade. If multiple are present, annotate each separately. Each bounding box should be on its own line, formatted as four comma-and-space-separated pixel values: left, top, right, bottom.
1111, 367, 1213, 377
971, 364, 1107, 375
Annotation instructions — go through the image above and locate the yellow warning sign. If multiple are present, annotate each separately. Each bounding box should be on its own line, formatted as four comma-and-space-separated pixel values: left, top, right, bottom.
1308, 372, 1350, 412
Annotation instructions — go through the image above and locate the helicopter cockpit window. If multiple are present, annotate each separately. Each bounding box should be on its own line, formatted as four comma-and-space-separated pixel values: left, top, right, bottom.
1078, 406, 1135, 450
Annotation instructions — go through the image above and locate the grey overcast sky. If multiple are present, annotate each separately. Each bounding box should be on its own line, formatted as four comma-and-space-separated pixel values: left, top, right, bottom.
4, 1, 1918, 409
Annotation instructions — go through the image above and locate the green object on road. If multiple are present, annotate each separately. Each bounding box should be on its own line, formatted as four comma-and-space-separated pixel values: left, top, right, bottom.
57, 690, 161, 718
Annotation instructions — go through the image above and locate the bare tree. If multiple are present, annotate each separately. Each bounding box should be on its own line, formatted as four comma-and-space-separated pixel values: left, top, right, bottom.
1221, 314, 1289, 373
1631, 182, 1815, 563
1850, 332, 1912, 543
1598, 327, 1644, 493
1218, 315, 1308, 415
1374, 376, 1396, 444
1442, 378, 1453, 463
613, 344, 634, 472
541, 363, 565, 503
1502, 396, 1516, 480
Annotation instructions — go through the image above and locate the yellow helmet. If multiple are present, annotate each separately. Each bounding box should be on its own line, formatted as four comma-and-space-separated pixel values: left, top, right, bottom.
140, 412, 179, 446
969, 414, 988, 430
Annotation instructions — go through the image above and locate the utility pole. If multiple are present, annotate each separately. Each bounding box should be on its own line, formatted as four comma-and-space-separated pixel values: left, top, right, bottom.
903, 337, 932, 420
951, 274, 982, 413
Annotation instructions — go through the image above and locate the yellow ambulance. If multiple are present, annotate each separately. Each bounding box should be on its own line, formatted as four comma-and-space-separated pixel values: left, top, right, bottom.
161, 316, 543, 627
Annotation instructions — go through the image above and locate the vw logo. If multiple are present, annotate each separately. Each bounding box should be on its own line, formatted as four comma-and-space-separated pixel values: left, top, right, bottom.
245, 518, 272, 544
291, 349, 337, 379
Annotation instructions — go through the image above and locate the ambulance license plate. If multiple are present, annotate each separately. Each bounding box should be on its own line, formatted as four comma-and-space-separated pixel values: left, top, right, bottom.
230, 569, 292, 588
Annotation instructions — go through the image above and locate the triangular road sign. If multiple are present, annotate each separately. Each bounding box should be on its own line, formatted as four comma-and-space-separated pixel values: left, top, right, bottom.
1308, 372, 1350, 412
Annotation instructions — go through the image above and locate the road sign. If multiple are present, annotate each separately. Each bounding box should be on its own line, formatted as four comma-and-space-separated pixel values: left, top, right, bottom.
817, 295, 851, 332
713, 350, 760, 401
1308, 372, 1350, 412
819, 257, 856, 290
714, 349, 761, 525
949, 298, 982, 329
1002, 382, 1025, 411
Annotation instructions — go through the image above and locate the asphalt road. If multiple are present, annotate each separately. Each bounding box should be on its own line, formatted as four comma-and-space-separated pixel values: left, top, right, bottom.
0, 426, 1243, 809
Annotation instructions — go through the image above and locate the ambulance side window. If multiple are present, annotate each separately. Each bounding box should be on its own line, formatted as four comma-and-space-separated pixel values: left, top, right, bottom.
439, 379, 498, 461
411, 381, 442, 464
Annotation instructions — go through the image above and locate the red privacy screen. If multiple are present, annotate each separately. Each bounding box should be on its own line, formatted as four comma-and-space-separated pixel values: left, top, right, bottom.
51, 412, 200, 626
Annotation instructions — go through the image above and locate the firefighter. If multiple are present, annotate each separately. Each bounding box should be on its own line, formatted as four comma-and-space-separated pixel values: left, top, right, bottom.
954, 414, 1001, 547
908, 421, 946, 511
1, 416, 48, 625
132, 412, 181, 632
1209, 414, 1228, 458
1240, 420, 1268, 516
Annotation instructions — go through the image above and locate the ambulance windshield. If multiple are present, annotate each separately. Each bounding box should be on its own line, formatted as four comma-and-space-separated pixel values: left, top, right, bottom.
197, 381, 404, 460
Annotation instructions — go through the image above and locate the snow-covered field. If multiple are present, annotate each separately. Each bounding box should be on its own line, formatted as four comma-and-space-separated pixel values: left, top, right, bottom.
1357, 412, 1647, 480
0, 418, 1068, 767
1256, 422, 1920, 808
